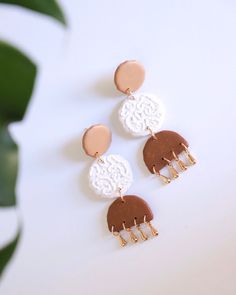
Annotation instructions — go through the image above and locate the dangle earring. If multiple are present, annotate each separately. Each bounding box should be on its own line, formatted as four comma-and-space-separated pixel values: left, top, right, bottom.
114, 60, 196, 184
82, 124, 158, 247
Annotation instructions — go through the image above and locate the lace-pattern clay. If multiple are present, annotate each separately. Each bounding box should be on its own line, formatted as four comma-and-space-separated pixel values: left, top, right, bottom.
89, 154, 132, 198
119, 93, 165, 136
82, 124, 158, 246
114, 60, 196, 184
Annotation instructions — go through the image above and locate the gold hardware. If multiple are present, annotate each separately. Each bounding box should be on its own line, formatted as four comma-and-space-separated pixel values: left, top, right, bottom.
112, 227, 127, 247
134, 218, 148, 241
123, 222, 138, 243
125, 88, 135, 100
153, 165, 171, 184
148, 222, 159, 236
181, 143, 196, 165
118, 187, 125, 203
172, 151, 187, 171
94, 152, 104, 164
146, 126, 157, 140
144, 216, 158, 236
162, 157, 179, 179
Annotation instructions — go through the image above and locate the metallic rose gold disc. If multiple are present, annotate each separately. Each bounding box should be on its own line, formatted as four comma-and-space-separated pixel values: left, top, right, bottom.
114, 60, 145, 94
82, 124, 111, 157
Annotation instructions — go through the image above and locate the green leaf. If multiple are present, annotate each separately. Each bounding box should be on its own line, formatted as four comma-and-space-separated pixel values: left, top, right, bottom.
0, 40, 36, 274
0, 229, 21, 278
0, 126, 18, 207
0, 41, 37, 122
0, 0, 66, 25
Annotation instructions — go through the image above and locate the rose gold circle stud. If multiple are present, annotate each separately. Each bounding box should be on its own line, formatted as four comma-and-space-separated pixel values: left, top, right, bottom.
82, 124, 111, 157
114, 60, 145, 94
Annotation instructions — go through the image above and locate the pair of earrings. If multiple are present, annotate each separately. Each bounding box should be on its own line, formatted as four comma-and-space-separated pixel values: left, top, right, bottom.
82, 60, 196, 247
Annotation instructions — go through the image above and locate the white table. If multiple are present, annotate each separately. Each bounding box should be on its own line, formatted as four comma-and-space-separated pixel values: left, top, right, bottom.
0, 0, 236, 294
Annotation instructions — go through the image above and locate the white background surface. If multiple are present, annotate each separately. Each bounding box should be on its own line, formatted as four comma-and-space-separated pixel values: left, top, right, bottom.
0, 0, 236, 294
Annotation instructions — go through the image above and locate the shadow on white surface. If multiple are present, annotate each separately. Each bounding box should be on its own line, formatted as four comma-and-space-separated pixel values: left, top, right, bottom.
91, 73, 121, 98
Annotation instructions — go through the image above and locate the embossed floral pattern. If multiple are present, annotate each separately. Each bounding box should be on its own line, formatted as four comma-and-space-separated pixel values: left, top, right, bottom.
119, 93, 165, 136
89, 154, 133, 198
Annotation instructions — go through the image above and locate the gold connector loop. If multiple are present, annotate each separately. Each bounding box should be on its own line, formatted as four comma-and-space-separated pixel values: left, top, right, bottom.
181, 143, 196, 165
146, 127, 157, 140
153, 165, 171, 184
94, 152, 104, 164
112, 226, 127, 247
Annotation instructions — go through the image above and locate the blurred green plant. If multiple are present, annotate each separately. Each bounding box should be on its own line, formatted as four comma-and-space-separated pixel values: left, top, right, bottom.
0, 230, 21, 277
0, 0, 66, 25
0, 0, 66, 279
0, 41, 37, 125
0, 41, 36, 278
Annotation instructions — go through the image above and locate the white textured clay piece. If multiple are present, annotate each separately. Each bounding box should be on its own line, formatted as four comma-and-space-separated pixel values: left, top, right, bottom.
119, 93, 165, 136
89, 154, 133, 198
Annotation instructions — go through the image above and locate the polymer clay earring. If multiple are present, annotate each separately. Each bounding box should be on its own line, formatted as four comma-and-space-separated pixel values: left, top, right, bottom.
114, 60, 196, 184
82, 124, 158, 247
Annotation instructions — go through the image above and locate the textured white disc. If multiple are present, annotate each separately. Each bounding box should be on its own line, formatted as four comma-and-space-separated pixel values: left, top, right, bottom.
89, 154, 133, 198
119, 93, 165, 136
